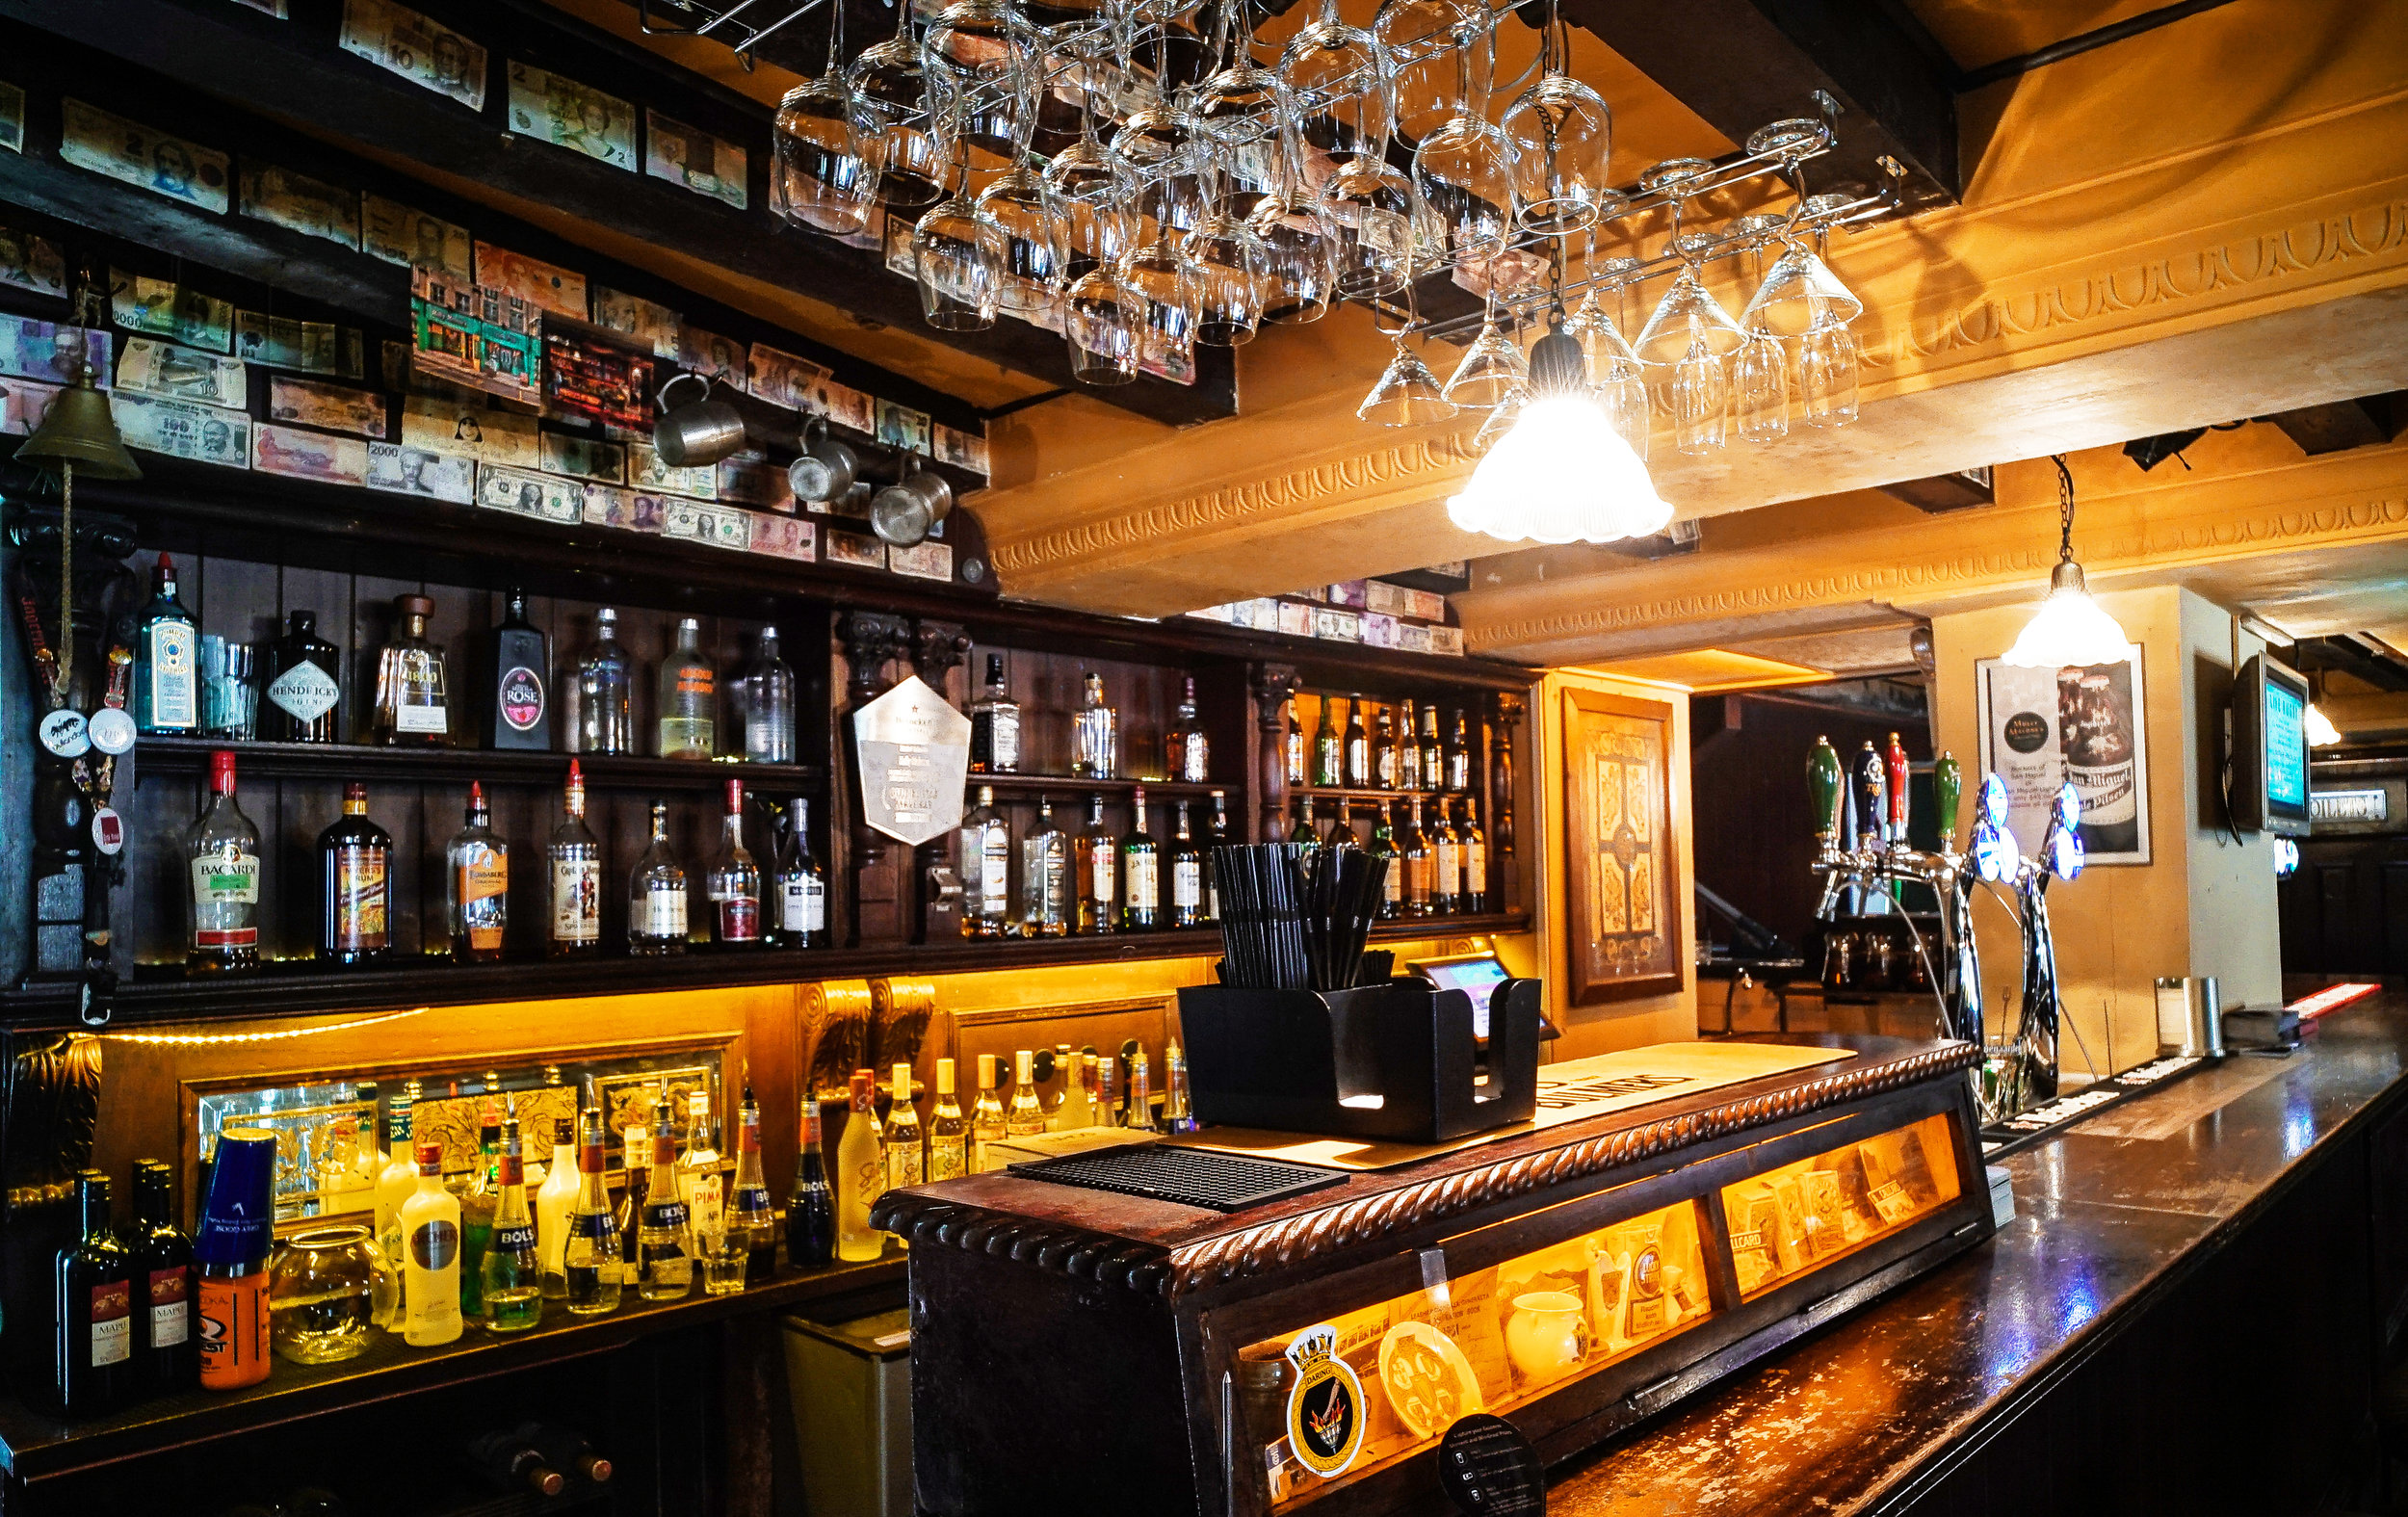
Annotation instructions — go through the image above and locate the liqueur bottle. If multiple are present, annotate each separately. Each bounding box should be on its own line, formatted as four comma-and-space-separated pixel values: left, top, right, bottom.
319, 781, 391, 966
1283, 696, 1305, 786
53, 1170, 134, 1415
535, 1117, 580, 1299
674, 1088, 725, 1243
656, 617, 716, 759
834, 1070, 885, 1263
132, 554, 198, 736
958, 785, 1011, 939
375, 1099, 418, 1326
736, 627, 796, 763
1419, 703, 1444, 797
196, 1128, 275, 1390
128, 1160, 196, 1394
1430, 804, 1461, 916
1290, 796, 1319, 847
569, 608, 634, 755
401, 1140, 464, 1347
489, 588, 551, 750
372, 594, 453, 746
1071, 671, 1117, 778
1313, 697, 1341, 787
1446, 709, 1473, 793
1073, 794, 1116, 934
967, 653, 1020, 774
1167, 674, 1208, 782
186, 750, 262, 974
1344, 698, 1371, 787
1457, 799, 1489, 913
1124, 1048, 1153, 1132
773, 798, 829, 948
262, 609, 341, 743
1396, 699, 1422, 790
636, 1100, 694, 1301
1003, 1050, 1046, 1139
628, 801, 689, 955
1375, 706, 1400, 790
1120, 786, 1160, 930
926, 1059, 968, 1181
787, 1098, 836, 1269
446, 783, 509, 963
969, 1056, 1008, 1173
1401, 797, 1432, 917
613, 1118, 649, 1279
1018, 796, 1069, 937
1162, 1042, 1195, 1134
706, 779, 762, 948
1168, 801, 1203, 929
561, 1108, 623, 1317
547, 761, 602, 957
458, 1095, 501, 1318
730, 1089, 777, 1285
883, 1063, 924, 1196
480, 1118, 542, 1332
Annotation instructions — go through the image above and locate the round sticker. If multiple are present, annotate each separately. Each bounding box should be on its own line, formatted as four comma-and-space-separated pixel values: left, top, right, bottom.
39, 709, 90, 758
91, 808, 124, 855
1283, 1324, 1368, 1480
497, 666, 545, 731
2002, 710, 2049, 754
1435, 1414, 1544, 1514
88, 706, 137, 754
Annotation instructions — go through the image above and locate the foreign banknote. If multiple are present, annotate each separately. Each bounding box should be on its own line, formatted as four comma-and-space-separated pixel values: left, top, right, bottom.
270, 377, 389, 439
507, 63, 636, 170
60, 100, 229, 213
365, 442, 476, 504
253, 423, 370, 485
339, 0, 487, 111
117, 337, 249, 409
110, 391, 250, 467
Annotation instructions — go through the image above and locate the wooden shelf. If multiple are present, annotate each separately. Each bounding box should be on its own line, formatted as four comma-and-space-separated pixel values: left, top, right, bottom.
968, 772, 1226, 800
1291, 785, 1479, 805
132, 737, 826, 793
0, 1250, 903, 1484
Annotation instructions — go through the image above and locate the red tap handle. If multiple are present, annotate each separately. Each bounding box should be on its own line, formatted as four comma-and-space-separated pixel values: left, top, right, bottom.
1885, 733, 1910, 837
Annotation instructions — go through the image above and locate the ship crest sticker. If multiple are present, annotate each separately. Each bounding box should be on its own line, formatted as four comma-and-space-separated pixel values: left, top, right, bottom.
1284, 1323, 1367, 1479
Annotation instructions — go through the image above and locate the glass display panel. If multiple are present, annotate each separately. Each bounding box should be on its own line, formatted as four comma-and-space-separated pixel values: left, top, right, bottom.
1721, 1112, 1960, 1300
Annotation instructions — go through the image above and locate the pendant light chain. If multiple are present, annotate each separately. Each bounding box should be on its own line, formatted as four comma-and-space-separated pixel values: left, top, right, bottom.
2052, 454, 2076, 564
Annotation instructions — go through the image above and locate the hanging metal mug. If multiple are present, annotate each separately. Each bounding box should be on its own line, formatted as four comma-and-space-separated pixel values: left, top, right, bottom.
869, 457, 955, 547
651, 372, 747, 468
787, 417, 859, 505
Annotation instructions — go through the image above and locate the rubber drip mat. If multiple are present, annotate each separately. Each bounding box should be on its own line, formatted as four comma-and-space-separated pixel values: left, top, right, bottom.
1008, 1143, 1347, 1212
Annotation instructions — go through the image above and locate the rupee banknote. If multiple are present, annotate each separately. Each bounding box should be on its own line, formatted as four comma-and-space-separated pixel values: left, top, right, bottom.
110, 391, 250, 467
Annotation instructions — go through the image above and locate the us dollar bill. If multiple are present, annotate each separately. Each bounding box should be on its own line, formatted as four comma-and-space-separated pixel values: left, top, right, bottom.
109, 391, 250, 467
506, 62, 636, 170
365, 442, 476, 503
117, 337, 249, 409
479, 465, 587, 523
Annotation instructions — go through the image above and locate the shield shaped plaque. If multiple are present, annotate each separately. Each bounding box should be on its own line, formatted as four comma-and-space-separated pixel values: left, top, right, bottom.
851, 673, 972, 847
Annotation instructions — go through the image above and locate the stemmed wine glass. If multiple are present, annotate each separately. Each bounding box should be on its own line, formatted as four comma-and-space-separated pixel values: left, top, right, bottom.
1374, 0, 1471, 147
1443, 290, 1528, 408
1632, 160, 1743, 454
912, 98, 1008, 330
1790, 192, 1863, 427
772, 0, 878, 236
1565, 243, 1646, 458
1726, 214, 1791, 442
1500, 1, 1616, 235
1278, 0, 1393, 187
1248, 124, 1341, 323
1358, 283, 1455, 425
850, 0, 948, 210
1411, 7, 1514, 265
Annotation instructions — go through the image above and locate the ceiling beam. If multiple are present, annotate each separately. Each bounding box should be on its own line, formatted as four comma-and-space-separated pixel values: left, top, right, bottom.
2264, 395, 2401, 457
2291, 635, 2408, 694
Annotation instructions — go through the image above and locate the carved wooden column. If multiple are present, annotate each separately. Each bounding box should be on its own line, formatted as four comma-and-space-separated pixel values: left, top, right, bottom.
1249, 662, 1297, 845
911, 620, 972, 944
837, 611, 913, 946
1492, 690, 1525, 913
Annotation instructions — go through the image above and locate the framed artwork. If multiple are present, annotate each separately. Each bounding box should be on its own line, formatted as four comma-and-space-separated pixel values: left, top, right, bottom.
1976, 646, 2150, 866
1561, 688, 1683, 1005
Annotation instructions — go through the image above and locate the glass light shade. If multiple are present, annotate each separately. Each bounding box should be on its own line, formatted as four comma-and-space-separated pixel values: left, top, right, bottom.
1188, 215, 1269, 345
1412, 116, 1515, 260
1742, 241, 1862, 338
1357, 339, 1456, 426
772, 80, 879, 236
1248, 190, 1340, 323
1447, 392, 1674, 544
1320, 159, 1416, 298
978, 167, 1064, 321
914, 196, 1007, 330
1634, 265, 1745, 364
1063, 268, 1143, 385
2002, 561, 2133, 668
1501, 72, 1614, 235
2304, 702, 2344, 746
1442, 316, 1527, 409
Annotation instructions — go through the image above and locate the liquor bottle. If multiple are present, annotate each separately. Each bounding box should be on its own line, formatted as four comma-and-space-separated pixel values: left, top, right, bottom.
481, 1118, 542, 1332
447, 782, 510, 963
656, 617, 716, 759
629, 801, 689, 955
774, 797, 829, 948
1371, 803, 1400, 919
1004, 1051, 1046, 1139
1094, 1050, 1122, 1128
1420, 703, 1444, 797
467, 1432, 566, 1499
53, 1170, 133, 1415
458, 1096, 501, 1318
1313, 697, 1341, 787
536, 1117, 579, 1299
1168, 674, 1208, 782
966, 1057, 1006, 1172
834, 1070, 885, 1263
195, 1128, 275, 1390
570, 608, 633, 755
372, 593, 453, 745
1397, 699, 1422, 790
1169, 801, 1203, 929
736, 627, 796, 763
319, 781, 392, 966
674, 1088, 725, 1243
129, 1160, 196, 1394
637, 1101, 694, 1301
262, 609, 341, 743
1401, 797, 1433, 917
1018, 796, 1069, 937
131, 555, 201, 735
1071, 671, 1117, 778
884, 1063, 924, 1196
1283, 696, 1305, 786
401, 1140, 465, 1347
958, 785, 1010, 939
1204, 789, 1229, 922
1457, 799, 1490, 914
489, 588, 552, 750
1290, 796, 1319, 847
547, 761, 603, 957
1327, 798, 1355, 851
1344, 699, 1371, 787
968, 653, 1020, 774
376, 1100, 418, 1325
1121, 786, 1160, 930
1430, 803, 1461, 915
730, 1088, 776, 1285
1073, 794, 1117, 934
1375, 706, 1400, 790
186, 750, 262, 974
613, 1118, 648, 1278
1048, 1045, 1089, 1132
1124, 1048, 1153, 1132
927, 1059, 968, 1180
1163, 1042, 1196, 1133
787, 1098, 836, 1269
562, 1109, 622, 1317
706, 779, 762, 947
1446, 709, 1473, 793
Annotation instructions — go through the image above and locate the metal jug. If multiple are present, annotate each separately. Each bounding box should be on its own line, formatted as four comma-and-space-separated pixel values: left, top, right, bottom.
650, 372, 747, 467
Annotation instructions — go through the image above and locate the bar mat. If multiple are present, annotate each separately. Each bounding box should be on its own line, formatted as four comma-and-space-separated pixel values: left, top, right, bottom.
1008, 1144, 1347, 1213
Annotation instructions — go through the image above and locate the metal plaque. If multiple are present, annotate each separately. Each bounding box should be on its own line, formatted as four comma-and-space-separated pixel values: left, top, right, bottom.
852, 673, 970, 847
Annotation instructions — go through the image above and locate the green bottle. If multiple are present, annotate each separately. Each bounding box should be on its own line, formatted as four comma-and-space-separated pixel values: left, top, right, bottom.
1806, 736, 1844, 844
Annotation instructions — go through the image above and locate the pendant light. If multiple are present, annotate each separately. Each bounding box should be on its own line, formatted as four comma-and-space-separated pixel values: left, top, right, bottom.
2003, 456, 2129, 668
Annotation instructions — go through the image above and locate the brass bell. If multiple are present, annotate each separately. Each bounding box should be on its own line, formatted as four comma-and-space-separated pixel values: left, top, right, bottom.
14, 361, 141, 481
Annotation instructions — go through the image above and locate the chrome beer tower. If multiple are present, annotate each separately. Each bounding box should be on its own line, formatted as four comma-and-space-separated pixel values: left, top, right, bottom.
1968, 771, 2084, 1112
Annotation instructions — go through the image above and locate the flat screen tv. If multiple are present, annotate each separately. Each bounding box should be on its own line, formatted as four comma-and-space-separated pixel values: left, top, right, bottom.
2232, 653, 2312, 837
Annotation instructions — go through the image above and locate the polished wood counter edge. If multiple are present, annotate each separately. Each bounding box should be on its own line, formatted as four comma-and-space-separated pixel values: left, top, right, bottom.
1545, 982, 2408, 1517
870, 1034, 1978, 1299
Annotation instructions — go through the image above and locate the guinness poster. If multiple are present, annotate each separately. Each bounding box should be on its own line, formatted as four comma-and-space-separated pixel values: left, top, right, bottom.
1976, 647, 2149, 865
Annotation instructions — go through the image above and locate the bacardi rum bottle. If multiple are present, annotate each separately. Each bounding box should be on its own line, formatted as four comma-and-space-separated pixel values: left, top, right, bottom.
186, 751, 261, 974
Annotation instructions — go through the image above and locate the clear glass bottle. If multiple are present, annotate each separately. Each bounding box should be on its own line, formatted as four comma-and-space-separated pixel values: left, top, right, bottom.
373, 593, 452, 746
1401, 797, 1433, 917
834, 1070, 885, 1263
1004, 1050, 1046, 1139
319, 781, 391, 966
1094, 1050, 1121, 1128
730, 1088, 776, 1287
1163, 1041, 1196, 1133
1073, 794, 1116, 934
775, 797, 829, 949
628, 800, 689, 955
186, 750, 261, 974
1168, 674, 1208, 782
1169, 800, 1203, 929
707, 779, 762, 947
958, 785, 1010, 939
884, 1063, 924, 1195
1204, 790, 1229, 923
548, 760, 602, 957
562, 1108, 623, 1316
787, 1098, 835, 1269
1121, 786, 1160, 930
737, 627, 796, 764
480, 1118, 542, 1332
457, 1092, 501, 1319
1430, 803, 1461, 915
535, 1117, 579, 1299
970, 1056, 1007, 1172
968, 653, 1021, 774
927, 1059, 968, 1180
1048, 1046, 1089, 1132
1447, 709, 1473, 793
132, 554, 199, 736
636, 1099, 694, 1301
1071, 671, 1117, 778
1344, 698, 1371, 787
375, 1098, 418, 1326
614, 1118, 648, 1280
656, 616, 716, 759
1124, 1048, 1153, 1132
1420, 703, 1444, 796
674, 1087, 725, 1244
570, 608, 633, 755
446, 782, 509, 963
1018, 796, 1069, 938
399, 1140, 463, 1347
1397, 699, 1422, 790
1458, 798, 1489, 913
1314, 696, 1341, 787
1283, 696, 1306, 786
1375, 706, 1400, 790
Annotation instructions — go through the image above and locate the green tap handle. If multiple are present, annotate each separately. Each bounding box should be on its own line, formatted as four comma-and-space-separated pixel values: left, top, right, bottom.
1933, 751, 1962, 845
1807, 736, 1843, 844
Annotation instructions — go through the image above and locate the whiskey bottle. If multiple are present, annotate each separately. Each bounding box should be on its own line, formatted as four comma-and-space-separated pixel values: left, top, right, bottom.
562, 1109, 622, 1316
1430, 803, 1461, 915
1003, 1050, 1046, 1139
480, 1118, 542, 1332
372, 594, 453, 745
569, 608, 633, 755
1162, 1042, 1195, 1134
927, 1059, 968, 1181
968, 653, 1020, 774
1397, 699, 1422, 790
730, 1089, 776, 1285
1375, 705, 1400, 790
884, 1063, 924, 1194
1401, 797, 1433, 917
787, 1098, 836, 1269
774, 797, 829, 948
1283, 696, 1305, 786
706, 779, 762, 947
446, 782, 510, 963
834, 1070, 885, 1263
489, 588, 551, 750
1018, 796, 1069, 937
186, 750, 261, 974
1073, 794, 1117, 933
736, 627, 796, 763
1290, 796, 1319, 847
1327, 798, 1356, 851
1344, 698, 1370, 787
1169, 801, 1203, 929
547, 761, 603, 957
129, 1160, 196, 1395
958, 785, 1011, 939
1072, 671, 1117, 778
1419, 703, 1443, 795
262, 610, 342, 743
319, 781, 391, 965
1371, 803, 1400, 919
656, 617, 716, 759
628, 800, 689, 955
1168, 674, 1208, 782
1446, 709, 1473, 793
400, 1140, 464, 1347
970, 1056, 1007, 1172
1313, 697, 1341, 787
53, 1170, 134, 1415
1457, 799, 1489, 913
636, 1100, 694, 1301
132, 555, 199, 735
1121, 786, 1160, 930
535, 1117, 579, 1299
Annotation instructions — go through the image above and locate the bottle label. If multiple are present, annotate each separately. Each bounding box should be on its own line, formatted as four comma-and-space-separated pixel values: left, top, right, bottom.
457, 847, 508, 950
492, 1222, 537, 1254
685, 1174, 723, 1236
197, 1270, 271, 1388
993, 711, 1020, 768
643, 885, 688, 938
781, 876, 825, 932
979, 842, 1008, 911
745, 715, 780, 758
91, 1280, 131, 1366
1384, 861, 1403, 904
327, 846, 389, 951
646, 1199, 692, 1233
411, 1217, 459, 1269
552, 858, 601, 942
194, 850, 262, 948
659, 717, 713, 755
146, 621, 198, 729
1466, 841, 1485, 888
148, 1267, 191, 1346
1182, 735, 1208, 782
1090, 851, 1115, 905
1173, 859, 1201, 908
267, 659, 340, 722
928, 1138, 966, 1183
1127, 854, 1157, 910
1436, 840, 1459, 893
716, 893, 761, 941
498, 666, 545, 731
395, 702, 447, 734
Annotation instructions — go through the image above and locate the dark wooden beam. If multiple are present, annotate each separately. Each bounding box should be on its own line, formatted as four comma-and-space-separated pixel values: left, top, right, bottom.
2264, 396, 2400, 457
2292, 636, 2408, 695
1877, 464, 1995, 513
0, 0, 1237, 425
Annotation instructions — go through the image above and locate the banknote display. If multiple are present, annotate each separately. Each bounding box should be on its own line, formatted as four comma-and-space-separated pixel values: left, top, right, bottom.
507, 63, 636, 171
661, 497, 749, 552
117, 337, 248, 409
110, 391, 250, 467
934, 423, 990, 475
585, 484, 663, 534
112, 272, 234, 353
362, 196, 473, 279
401, 396, 540, 468
253, 423, 370, 485
823, 529, 886, 570
628, 442, 715, 500
798, 374, 874, 434
238, 164, 360, 249
0, 316, 112, 384
339, 0, 487, 111
0, 226, 64, 298
875, 398, 931, 455
473, 242, 586, 321
679, 326, 746, 387
60, 100, 230, 214
746, 343, 826, 411
479, 465, 587, 524
539, 432, 625, 484
0, 378, 61, 437
749, 511, 815, 562
591, 288, 679, 359
234, 311, 341, 374
717, 455, 793, 511
889, 539, 954, 583
643, 109, 746, 210
0, 82, 22, 154
365, 442, 476, 504
270, 377, 389, 439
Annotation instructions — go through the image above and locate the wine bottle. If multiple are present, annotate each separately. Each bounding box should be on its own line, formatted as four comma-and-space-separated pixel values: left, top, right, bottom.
128, 1159, 196, 1395
53, 1170, 134, 1416
926, 1059, 968, 1181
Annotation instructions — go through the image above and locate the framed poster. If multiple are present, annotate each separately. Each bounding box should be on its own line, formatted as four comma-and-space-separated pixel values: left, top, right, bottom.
1561, 688, 1683, 1005
1976, 647, 2150, 865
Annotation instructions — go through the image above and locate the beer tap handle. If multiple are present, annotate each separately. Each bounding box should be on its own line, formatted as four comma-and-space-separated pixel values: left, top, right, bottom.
1853, 742, 1887, 848
1884, 733, 1910, 844
1806, 736, 1843, 847
1932, 752, 1961, 850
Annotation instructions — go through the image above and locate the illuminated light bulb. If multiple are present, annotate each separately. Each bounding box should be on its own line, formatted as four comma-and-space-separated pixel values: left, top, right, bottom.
2303, 701, 2343, 747
2002, 560, 2131, 668
1444, 327, 1673, 546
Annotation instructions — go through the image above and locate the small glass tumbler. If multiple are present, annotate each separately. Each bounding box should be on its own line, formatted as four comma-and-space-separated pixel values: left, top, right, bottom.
697, 1226, 747, 1296
201, 637, 259, 740
270, 1224, 382, 1363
